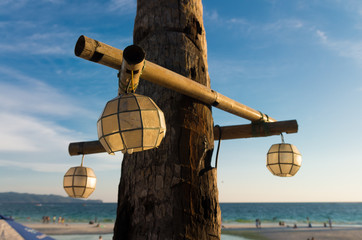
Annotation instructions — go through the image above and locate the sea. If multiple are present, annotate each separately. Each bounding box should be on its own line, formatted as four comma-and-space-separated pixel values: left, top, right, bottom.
1, 202, 362, 240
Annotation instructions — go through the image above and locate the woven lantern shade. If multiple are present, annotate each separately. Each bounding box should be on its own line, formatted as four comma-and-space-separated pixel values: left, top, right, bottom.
97, 93, 166, 154
266, 143, 302, 177
63, 166, 96, 198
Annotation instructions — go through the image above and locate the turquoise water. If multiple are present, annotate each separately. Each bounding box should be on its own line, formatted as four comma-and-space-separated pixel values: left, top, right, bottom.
0, 203, 116, 223
220, 202, 362, 225
1, 202, 362, 225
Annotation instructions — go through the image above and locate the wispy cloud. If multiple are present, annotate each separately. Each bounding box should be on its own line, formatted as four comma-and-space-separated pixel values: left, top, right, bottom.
108, 0, 136, 13
204, 10, 219, 22
0, 112, 71, 152
205, 9, 305, 37
316, 30, 327, 41
0, 65, 120, 172
261, 19, 304, 32
0, 25, 75, 55
0, 0, 27, 9
0, 67, 90, 117
316, 29, 362, 65
0, 66, 93, 161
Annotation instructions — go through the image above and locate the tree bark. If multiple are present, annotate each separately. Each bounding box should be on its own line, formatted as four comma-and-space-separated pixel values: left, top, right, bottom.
113, 1, 221, 239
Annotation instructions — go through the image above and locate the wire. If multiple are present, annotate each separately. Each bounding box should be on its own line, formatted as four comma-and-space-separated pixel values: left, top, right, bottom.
81, 154, 85, 167
215, 125, 222, 169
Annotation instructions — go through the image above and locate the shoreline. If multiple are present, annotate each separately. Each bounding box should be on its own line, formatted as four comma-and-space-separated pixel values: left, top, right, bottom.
24, 222, 114, 235
24, 221, 362, 240
222, 223, 362, 240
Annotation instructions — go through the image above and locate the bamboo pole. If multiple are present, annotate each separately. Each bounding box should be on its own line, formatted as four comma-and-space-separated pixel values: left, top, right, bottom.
213, 120, 298, 140
69, 120, 297, 156
74, 35, 275, 122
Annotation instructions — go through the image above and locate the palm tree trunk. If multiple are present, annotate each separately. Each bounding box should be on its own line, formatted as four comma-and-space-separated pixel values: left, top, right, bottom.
113, 1, 221, 239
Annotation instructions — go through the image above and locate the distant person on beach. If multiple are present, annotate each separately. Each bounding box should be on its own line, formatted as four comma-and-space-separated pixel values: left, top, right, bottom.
255, 219, 259, 228
307, 217, 312, 228
53, 216, 56, 223
328, 218, 332, 229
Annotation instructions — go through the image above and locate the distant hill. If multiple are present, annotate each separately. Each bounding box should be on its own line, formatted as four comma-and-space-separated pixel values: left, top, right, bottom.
0, 192, 102, 203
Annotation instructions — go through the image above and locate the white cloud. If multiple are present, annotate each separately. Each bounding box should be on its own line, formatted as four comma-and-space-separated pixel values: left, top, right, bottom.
228, 18, 248, 25
0, 67, 90, 152
205, 9, 304, 36
204, 10, 219, 22
316, 29, 327, 41
261, 19, 304, 32
0, 67, 89, 117
0, 112, 71, 152
0, 66, 120, 173
0, 0, 27, 8
42, 0, 64, 3
316, 29, 362, 65
108, 0, 136, 13
0, 30, 74, 55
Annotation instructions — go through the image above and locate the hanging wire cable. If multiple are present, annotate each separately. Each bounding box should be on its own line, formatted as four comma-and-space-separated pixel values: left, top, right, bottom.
215, 125, 222, 169
80, 154, 85, 167
280, 133, 285, 143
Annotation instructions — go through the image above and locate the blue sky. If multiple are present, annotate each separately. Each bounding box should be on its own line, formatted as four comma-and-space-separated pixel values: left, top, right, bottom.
1, 0, 362, 203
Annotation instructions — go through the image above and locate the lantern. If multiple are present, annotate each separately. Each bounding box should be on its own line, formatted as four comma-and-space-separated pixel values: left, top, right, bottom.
97, 93, 166, 154
63, 156, 96, 198
266, 135, 302, 177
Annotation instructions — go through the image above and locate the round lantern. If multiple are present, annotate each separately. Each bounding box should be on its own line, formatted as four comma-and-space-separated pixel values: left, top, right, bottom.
63, 162, 96, 198
266, 142, 302, 177
97, 93, 166, 154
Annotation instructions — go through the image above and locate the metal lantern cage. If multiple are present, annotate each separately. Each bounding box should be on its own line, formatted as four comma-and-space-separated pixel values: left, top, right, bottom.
97, 93, 166, 155
266, 142, 302, 177
63, 156, 97, 198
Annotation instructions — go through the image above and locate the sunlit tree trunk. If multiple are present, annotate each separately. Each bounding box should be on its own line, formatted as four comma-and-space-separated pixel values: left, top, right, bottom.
113, 1, 221, 239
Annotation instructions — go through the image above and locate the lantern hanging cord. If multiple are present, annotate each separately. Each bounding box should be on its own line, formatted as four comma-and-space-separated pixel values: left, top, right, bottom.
131, 70, 135, 93
215, 125, 222, 169
80, 154, 85, 167
280, 133, 285, 143
125, 70, 136, 93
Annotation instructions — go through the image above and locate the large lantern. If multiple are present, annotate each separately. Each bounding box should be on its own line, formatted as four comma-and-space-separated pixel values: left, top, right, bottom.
266, 135, 302, 177
63, 156, 96, 198
97, 93, 166, 154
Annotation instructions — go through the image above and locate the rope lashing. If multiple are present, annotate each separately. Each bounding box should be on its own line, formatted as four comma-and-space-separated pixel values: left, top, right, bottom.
131, 70, 135, 93
258, 110, 270, 122
125, 70, 136, 93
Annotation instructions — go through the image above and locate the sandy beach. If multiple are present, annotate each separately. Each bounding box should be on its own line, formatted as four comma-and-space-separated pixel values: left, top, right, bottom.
222, 223, 362, 240
24, 222, 362, 239
24, 222, 114, 235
